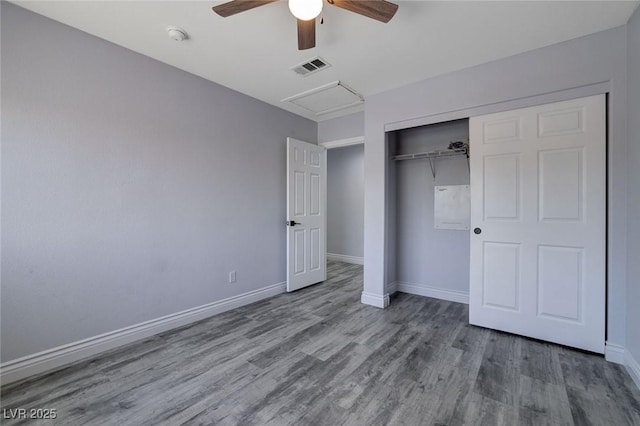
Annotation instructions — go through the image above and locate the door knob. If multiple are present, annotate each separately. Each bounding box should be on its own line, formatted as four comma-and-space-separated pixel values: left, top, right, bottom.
474, 228, 482, 234
286, 220, 300, 226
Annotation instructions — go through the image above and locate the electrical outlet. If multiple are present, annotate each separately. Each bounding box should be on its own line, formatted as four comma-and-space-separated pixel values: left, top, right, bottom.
229, 271, 237, 283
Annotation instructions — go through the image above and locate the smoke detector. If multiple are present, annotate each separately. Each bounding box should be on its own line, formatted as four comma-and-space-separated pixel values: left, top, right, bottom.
166, 27, 188, 42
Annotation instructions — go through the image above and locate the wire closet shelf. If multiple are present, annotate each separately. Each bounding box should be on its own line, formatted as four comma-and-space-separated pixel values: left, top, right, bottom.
391, 142, 469, 178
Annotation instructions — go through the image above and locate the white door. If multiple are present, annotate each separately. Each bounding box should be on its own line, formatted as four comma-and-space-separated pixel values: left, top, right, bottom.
469, 94, 606, 353
287, 138, 327, 292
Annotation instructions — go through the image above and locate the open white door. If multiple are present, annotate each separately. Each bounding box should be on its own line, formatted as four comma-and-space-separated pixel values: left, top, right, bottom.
287, 138, 327, 292
469, 94, 606, 353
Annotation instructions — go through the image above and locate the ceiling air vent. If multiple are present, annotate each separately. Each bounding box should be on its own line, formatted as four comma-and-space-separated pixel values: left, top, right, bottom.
291, 57, 331, 77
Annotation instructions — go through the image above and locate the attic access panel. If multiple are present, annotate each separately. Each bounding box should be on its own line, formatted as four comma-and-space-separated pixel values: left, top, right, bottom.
282, 81, 364, 116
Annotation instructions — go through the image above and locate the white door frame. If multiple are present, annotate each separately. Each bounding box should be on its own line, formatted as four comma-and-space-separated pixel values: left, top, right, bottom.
319, 136, 364, 150
322, 136, 366, 266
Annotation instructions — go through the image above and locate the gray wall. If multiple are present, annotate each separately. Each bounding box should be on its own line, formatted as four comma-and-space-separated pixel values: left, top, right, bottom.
318, 112, 364, 143
0, 3, 316, 362
327, 145, 364, 258
363, 26, 629, 347
392, 120, 470, 294
627, 6, 640, 366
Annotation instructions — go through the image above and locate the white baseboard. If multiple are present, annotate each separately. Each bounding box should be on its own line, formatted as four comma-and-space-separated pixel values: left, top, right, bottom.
605, 342, 626, 364
361, 291, 390, 308
599, 343, 640, 391
394, 281, 469, 304
327, 253, 364, 265
625, 349, 640, 390
386, 281, 398, 294
0, 281, 286, 385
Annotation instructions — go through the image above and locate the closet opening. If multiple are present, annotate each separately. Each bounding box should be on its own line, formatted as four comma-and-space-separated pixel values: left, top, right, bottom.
386, 118, 471, 303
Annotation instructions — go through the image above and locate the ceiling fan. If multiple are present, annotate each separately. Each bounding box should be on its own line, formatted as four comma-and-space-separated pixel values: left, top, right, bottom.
212, 0, 399, 50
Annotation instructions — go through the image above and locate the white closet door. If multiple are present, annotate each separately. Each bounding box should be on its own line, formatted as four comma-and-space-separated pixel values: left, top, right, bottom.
469, 94, 606, 353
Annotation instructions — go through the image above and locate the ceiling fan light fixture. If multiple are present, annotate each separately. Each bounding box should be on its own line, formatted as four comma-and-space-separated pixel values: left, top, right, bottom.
289, 0, 323, 21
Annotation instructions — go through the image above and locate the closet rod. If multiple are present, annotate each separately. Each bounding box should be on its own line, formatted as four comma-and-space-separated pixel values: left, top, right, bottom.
391, 148, 468, 161
392, 148, 470, 178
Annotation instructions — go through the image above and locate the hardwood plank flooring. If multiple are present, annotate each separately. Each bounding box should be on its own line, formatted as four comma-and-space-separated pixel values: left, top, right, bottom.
2, 261, 639, 425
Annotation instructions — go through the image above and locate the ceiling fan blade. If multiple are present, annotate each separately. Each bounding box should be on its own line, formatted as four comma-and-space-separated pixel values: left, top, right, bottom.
212, 0, 278, 18
328, 0, 398, 23
297, 19, 316, 50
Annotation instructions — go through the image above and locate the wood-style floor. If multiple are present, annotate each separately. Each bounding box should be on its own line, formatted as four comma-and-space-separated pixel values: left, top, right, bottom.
2, 261, 639, 425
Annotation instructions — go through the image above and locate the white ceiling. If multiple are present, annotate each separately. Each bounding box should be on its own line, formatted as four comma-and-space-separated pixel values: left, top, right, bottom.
10, 1, 639, 122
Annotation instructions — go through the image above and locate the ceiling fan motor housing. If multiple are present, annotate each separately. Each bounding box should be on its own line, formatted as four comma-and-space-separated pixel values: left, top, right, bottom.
211, 0, 398, 50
